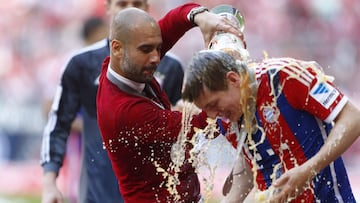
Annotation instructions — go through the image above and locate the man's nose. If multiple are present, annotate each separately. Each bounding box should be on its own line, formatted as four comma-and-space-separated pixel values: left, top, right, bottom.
149, 51, 160, 64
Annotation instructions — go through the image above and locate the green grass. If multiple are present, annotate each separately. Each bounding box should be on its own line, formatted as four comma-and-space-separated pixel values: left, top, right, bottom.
0, 195, 73, 203
0, 194, 41, 203
0, 194, 74, 203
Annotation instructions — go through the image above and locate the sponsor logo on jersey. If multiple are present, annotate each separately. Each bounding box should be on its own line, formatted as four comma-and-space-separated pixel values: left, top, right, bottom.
310, 82, 339, 109
313, 83, 329, 94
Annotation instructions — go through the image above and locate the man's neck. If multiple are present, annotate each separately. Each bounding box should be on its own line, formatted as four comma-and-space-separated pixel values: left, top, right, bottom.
108, 64, 145, 93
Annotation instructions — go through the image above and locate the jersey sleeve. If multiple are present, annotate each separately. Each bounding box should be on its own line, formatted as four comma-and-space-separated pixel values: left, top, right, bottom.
40, 55, 82, 174
277, 58, 348, 123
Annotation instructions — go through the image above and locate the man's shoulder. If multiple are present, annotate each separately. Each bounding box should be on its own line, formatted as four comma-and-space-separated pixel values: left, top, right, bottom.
259, 57, 312, 67
162, 52, 181, 62
71, 39, 109, 60
62, 39, 109, 73
158, 52, 183, 71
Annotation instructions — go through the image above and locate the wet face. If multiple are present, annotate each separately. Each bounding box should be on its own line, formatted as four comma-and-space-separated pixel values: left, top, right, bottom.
107, 0, 148, 19
194, 72, 244, 122
114, 22, 162, 83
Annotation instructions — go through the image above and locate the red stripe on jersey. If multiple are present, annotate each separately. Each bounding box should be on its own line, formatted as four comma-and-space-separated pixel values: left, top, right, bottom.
243, 149, 268, 190
263, 114, 308, 170
289, 189, 315, 203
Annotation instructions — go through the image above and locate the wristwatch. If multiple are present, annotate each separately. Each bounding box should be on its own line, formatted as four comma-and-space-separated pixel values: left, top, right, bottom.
188, 6, 209, 25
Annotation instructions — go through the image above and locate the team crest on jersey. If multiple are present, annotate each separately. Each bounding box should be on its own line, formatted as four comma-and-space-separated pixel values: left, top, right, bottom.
262, 105, 280, 123
310, 82, 339, 109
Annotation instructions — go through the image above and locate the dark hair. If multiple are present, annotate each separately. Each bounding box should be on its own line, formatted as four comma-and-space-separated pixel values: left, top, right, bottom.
182, 50, 241, 102
82, 16, 106, 40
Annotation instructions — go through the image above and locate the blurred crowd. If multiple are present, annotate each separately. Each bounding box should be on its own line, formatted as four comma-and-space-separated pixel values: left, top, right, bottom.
0, 0, 108, 162
0, 0, 359, 198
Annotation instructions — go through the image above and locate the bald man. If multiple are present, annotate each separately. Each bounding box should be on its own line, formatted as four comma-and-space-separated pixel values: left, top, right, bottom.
96, 7, 241, 202
41, 1, 241, 202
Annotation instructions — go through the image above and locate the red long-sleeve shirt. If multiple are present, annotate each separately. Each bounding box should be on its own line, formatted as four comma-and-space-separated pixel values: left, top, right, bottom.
97, 3, 208, 203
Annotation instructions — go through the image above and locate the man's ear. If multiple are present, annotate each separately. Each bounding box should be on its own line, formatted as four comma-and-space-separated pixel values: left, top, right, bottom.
226, 71, 241, 87
111, 40, 123, 58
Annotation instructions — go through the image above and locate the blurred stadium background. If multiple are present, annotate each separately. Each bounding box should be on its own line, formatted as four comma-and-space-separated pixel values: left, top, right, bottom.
0, 0, 359, 202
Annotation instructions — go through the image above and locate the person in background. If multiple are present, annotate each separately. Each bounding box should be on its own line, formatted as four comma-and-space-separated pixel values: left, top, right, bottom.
182, 49, 360, 202
154, 52, 184, 106
96, 5, 242, 202
41, 11, 110, 203
81, 16, 109, 46
40, 0, 240, 203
